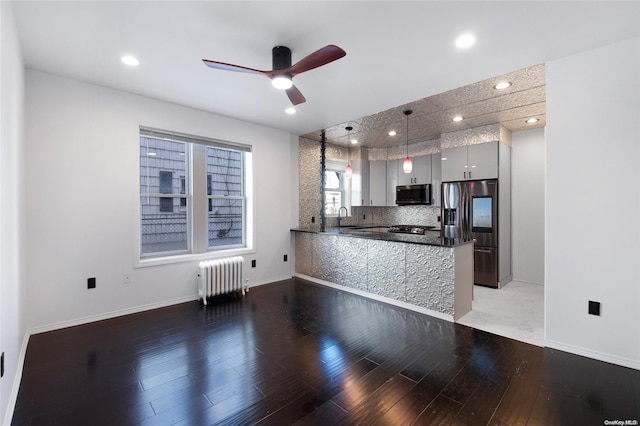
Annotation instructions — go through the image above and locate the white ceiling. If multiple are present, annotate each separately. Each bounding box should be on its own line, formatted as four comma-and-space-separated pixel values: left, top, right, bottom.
11, 1, 640, 140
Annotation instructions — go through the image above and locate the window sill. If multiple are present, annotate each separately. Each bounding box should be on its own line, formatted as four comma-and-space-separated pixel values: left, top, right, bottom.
136, 247, 255, 268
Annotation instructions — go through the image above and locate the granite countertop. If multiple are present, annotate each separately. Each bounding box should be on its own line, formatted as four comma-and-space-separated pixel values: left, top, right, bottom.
291, 226, 472, 247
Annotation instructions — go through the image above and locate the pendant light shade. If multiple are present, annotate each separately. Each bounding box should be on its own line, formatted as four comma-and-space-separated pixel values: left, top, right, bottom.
403, 110, 413, 174
403, 156, 413, 173
345, 126, 353, 179
345, 164, 353, 178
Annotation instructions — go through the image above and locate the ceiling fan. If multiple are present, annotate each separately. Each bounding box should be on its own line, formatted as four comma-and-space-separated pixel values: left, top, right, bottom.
202, 45, 346, 106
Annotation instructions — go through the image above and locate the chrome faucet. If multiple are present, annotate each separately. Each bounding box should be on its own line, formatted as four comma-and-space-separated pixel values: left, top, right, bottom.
337, 206, 348, 227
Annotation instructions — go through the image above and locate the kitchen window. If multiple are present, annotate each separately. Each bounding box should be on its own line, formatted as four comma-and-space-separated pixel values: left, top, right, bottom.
139, 127, 251, 259
324, 163, 350, 216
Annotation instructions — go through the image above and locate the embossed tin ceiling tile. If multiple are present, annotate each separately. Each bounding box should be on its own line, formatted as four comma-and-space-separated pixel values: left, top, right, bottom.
300, 64, 546, 149
501, 115, 547, 131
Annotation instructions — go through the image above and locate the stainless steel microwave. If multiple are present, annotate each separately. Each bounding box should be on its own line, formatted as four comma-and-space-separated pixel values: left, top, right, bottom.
396, 184, 431, 205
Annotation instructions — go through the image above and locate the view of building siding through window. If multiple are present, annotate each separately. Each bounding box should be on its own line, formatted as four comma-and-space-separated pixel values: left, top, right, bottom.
140, 132, 246, 257
140, 137, 189, 255
206, 147, 244, 248
324, 170, 343, 215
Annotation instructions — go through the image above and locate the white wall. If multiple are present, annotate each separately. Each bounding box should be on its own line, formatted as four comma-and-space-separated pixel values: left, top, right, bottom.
1, 2, 27, 424
545, 37, 640, 369
25, 70, 294, 331
511, 128, 545, 285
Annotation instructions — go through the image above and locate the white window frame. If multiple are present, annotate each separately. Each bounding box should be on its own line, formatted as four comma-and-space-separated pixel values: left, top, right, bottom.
136, 127, 254, 267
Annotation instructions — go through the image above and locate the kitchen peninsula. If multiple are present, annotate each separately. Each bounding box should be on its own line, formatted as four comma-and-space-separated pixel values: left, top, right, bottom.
292, 227, 473, 321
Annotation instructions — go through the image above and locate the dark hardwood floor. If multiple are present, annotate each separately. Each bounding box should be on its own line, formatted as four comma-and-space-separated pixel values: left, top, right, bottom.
12, 278, 640, 425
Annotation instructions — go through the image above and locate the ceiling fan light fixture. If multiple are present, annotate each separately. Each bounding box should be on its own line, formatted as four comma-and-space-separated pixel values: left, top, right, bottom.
272, 75, 293, 90
285, 107, 296, 114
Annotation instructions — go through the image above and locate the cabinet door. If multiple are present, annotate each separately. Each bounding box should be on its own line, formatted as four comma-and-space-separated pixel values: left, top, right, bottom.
386, 159, 399, 206
441, 146, 468, 182
413, 155, 432, 184
431, 153, 441, 206
468, 141, 498, 180
369, 160, 387, 206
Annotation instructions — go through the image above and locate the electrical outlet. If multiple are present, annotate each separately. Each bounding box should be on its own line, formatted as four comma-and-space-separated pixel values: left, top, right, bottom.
87, 277, 96, 289
251, 260, 256, 268
284, 254, 288, 262
311, 216, 315, 223
437, 215, 441, 222
123, 273, 132, 284
589, 301, 601, 316
363, 214, 366, 220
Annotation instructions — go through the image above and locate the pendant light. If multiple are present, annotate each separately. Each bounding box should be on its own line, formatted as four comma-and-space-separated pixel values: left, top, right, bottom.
345, 126, 353, 178
403, 110, 413, 174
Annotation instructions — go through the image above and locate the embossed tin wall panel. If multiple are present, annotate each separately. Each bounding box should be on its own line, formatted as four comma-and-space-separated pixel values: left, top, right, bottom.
351, 205, 440, 227
294, 231, 459, 317
294, 232, 314, 276
405, 244, 454, 315
367, 240, 406, 302
440, 124, 501, 150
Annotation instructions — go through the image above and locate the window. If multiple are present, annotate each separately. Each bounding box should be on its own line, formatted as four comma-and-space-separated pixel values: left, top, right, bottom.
324, 170, 343, 215
139, 127, 251, 259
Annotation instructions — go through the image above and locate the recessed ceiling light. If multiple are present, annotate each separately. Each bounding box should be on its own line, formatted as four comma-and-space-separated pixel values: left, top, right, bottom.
285, 107, 296, 115
494, 81, 511, 90
147, 152, 156, 156
121, 55, 139, 66
388, 130, 397, 136
452, 116, 463, 122
455, 33, 476, 49
526, 118, 540, 124
350, 139, 358, 145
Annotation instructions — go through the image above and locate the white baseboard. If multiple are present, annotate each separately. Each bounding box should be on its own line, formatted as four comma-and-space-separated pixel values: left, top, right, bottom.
295, 273, 454, 323
544, 338, 640, 370
28, 295, 197, 335
3, 332, 29, 426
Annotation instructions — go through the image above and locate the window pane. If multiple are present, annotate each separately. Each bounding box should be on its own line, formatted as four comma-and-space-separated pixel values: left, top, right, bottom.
140, 136, 188, 256
208, 198, 244, 248
140, 197, 188, 255
325, 190, 342, 215
206, 147, 243, 196
325, 171, 340, 189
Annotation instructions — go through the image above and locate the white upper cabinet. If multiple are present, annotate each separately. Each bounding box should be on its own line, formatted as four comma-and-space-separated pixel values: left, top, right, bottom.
369, 160, 387, 206
441, 141, 498, 181
467, 142, 499, 180
386, 159, 399, 206
397, 155, 432, 185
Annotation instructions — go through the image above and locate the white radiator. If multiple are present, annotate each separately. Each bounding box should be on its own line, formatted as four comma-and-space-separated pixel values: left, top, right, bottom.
198, 256, 245, 305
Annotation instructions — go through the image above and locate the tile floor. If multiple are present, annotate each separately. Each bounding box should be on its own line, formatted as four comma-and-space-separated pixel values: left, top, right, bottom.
457, 280, 545, 347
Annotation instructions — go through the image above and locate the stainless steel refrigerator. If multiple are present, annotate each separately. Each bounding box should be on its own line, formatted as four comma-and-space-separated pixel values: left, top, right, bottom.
442, 179, 499, 288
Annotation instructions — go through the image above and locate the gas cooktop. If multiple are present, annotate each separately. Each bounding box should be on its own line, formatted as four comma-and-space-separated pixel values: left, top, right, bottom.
387, 225, 436, 235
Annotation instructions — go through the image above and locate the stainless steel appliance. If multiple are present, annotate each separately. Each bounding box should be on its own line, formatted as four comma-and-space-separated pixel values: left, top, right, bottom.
396, 184, 431, 205
442, 179, 499, 288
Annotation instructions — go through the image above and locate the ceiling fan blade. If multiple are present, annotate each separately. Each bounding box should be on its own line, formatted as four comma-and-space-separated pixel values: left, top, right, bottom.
202, 59, 271, 76
286, 85, 306, 105
287, 45, 346, 77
